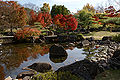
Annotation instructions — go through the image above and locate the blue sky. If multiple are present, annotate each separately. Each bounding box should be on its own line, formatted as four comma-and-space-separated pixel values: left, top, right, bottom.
3, 0, 120, 13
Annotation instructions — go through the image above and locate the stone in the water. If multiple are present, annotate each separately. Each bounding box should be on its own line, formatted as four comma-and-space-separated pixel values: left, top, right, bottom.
82, 40, 90, 46
23, 63, 52, 73
22, 76, 31, 80
75, 59, 79, 61
5, 76, 12, 80
68, 43, 75, 47
49, 44, 67, 56
16, 71, 34, 79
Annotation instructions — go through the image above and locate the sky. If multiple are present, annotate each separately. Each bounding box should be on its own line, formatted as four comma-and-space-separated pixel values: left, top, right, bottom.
3, 0, 120, 13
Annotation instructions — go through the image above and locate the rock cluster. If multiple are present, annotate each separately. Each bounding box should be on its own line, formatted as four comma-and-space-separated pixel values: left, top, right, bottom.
55, 37, 120, 80
16, 63, 52, 80
56, 59, 103, 80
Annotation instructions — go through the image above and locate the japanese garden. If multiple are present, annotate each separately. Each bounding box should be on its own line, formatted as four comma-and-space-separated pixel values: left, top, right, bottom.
0, 0, 120, 80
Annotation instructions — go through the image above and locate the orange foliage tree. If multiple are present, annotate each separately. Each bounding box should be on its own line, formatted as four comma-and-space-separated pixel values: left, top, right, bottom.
29, 10, 52, 28
0, 1, 27, 32
15, 27, 41, 40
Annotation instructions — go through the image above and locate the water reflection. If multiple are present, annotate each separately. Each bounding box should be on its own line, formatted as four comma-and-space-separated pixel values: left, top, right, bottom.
0, 43, 86, 79
49, 55, 68, 63
0, 44, 50, 70
82, 45, 106, 60
0, 65, 5, 80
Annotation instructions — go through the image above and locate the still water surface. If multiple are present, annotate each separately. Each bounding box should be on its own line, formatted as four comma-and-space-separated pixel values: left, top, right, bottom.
0, 43, 92, 79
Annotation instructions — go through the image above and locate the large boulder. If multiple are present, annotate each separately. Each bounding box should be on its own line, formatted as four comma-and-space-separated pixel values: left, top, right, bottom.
108, 49, 120, 69
108, 56, 120, 69
102, 36, 112, 41
112, 49, 120, 58
49, 44, 68, 56
56, 59, 104, 80
22, 63, 52, 73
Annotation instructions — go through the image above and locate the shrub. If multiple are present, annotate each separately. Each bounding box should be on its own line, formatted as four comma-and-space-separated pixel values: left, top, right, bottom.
112, 34, 120, 42
15, 27, 41, 40
77, 33, 84, 40
32, 71, 83, 80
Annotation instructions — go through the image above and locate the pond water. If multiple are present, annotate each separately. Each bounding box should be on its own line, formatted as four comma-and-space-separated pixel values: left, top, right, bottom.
0, 43, 101, 79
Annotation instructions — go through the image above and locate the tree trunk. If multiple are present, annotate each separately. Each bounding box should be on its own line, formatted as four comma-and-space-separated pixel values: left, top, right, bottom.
110, 27, 112, 32
87, 26, 90, 32
10, 26, 13, 33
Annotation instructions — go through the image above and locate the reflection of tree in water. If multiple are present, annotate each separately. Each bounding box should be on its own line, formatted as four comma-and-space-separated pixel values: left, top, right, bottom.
0, 65, 5, 80
82, 45, 105, 59
0, 44, 50, 70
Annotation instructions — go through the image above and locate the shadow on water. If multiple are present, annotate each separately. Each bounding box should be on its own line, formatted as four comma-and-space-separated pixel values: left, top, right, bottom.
49, 55, 68, 63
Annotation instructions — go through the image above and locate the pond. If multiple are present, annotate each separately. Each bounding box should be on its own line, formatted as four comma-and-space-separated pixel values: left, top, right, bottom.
0, 43, 102, 79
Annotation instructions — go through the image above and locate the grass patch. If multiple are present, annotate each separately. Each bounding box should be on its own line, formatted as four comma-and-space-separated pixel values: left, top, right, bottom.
95, 70, 120, 80
83, 31, 120, 40
32, 71, 83, 80
112, 34, 120, 42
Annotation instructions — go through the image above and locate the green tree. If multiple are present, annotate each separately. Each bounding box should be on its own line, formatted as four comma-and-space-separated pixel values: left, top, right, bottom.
74, 10, 93, 31
83, 3, 95, 15
103, 17, 120, 25
40, 3, 50, 12
51, 4, 70, 18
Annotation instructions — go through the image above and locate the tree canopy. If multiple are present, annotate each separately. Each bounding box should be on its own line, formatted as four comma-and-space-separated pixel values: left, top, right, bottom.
51, 4, 70, 18
0, 1, 27, 32
29, 10, 52, 28
82, 3, 95, 15
53, 14, 78, 31
75, 10, 93, 29
40, 3, 50, 12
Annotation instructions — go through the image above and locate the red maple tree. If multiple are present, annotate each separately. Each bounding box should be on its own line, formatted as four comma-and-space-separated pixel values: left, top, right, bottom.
15, 27, 41, 40
30, 10, 52, 27
53, 14, 78, 31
